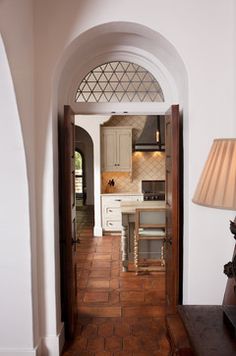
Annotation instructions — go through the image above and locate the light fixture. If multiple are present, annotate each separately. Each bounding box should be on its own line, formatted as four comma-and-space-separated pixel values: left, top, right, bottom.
192, 138, 236, 333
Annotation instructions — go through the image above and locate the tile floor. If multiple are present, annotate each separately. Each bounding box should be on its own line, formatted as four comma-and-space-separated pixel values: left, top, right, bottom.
62, 205, 170, 355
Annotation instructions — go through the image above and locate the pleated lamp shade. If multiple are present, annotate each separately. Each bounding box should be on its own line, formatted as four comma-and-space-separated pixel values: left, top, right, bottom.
192, 139, 236, 211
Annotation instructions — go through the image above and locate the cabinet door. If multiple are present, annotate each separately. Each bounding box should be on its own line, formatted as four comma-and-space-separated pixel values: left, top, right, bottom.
116, 129, 132, 171
102, 129, 116, 171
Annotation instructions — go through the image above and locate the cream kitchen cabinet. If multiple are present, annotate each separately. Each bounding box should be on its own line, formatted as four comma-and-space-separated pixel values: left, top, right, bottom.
101, 194, 143, 232
101, 127, 132, 172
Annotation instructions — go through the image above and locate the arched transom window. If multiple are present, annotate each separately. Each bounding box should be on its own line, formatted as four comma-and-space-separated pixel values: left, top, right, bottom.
75, 61, 164, 103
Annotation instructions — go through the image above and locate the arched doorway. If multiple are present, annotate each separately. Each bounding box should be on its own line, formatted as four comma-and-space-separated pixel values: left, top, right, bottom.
55, 21, 188, 343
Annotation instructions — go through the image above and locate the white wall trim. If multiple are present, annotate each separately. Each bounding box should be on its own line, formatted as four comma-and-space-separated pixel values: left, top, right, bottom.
0, 349, 37, 356
93, 225, 103, 237
39, 323, 64, 356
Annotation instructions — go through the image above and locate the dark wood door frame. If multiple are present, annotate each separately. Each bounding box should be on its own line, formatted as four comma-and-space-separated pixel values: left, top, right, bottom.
59, 105, 78, 340
165, 105, 183, 315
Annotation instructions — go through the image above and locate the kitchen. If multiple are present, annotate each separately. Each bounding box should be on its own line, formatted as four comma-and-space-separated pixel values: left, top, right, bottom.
76, 114, 167, 272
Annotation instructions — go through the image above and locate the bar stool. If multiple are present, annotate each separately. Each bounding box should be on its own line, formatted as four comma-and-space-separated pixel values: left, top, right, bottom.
133, 208, 166, 274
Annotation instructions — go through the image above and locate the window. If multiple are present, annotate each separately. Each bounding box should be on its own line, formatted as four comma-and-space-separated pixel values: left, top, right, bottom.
75, 151, 83, 195
76, 61, 164, 103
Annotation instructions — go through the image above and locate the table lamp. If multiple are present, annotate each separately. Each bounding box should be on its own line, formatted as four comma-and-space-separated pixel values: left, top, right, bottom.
192, 138, 236, 334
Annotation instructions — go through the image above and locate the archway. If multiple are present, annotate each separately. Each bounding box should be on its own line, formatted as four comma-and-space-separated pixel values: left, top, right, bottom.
54, 21, 188, 343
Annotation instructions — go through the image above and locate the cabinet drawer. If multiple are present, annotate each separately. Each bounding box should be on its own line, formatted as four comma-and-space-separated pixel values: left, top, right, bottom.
104, 205, 121, 217
104, 218, 121, 231
102, 195, 143, 204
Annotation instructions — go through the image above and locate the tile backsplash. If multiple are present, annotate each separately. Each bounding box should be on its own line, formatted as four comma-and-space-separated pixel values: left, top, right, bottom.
101, 115, 166, 193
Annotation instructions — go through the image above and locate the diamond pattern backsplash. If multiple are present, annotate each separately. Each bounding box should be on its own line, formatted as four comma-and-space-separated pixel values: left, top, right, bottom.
101, 115, 166, 193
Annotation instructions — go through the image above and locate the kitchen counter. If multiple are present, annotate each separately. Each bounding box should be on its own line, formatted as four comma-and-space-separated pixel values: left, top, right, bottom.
101, 192, 143, 196
121, 200, 165, 214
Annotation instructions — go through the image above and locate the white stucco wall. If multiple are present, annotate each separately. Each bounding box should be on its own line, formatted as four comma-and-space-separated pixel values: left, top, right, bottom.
0, 29, 36, 356
0, 0, 235, 354
75, 115, 110, 236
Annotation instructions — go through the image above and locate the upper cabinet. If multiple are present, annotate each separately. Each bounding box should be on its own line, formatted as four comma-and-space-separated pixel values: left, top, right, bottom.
101, 127, 132, 172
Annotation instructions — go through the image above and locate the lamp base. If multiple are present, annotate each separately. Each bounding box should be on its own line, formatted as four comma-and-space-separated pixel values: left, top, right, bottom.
223, 306, 236, 337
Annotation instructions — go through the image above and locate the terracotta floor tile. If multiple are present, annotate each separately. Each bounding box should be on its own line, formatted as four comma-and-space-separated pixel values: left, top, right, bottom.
62, 206, 170, 355
98, 321, 114, 337
87, 279, 110, 289
68, 336, 87, 351
92, 261, 111, 268
89, 270, 111, 278
144, 290, 165, 305
92, 317, 110, 325
109, 278, 119, 289
96, 246, 112, 253
109, 291, 120, 305
93, 254, 111, 260
86, 336, 105, 352
114, 321, 131, 337
111, 268, 120, 277
83, 292, 109, 303
105, 335, 122, 352
120, 291, 145, 303
122, 306, 166, 318
138, 334, 160, 351
80, 323, 98, 338
123, 335, 141, 351
78, 278, 88, 289
132, 322, 157, 337
120, 279, 144, 290
78, 306, 122, 318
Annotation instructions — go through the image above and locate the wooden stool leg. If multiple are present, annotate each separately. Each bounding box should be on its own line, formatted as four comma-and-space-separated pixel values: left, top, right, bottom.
134, 231, 139, 274
161, 242, 165, 267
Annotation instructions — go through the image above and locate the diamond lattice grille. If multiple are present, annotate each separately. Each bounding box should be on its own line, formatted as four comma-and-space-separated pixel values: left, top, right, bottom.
76, 61, 164, 103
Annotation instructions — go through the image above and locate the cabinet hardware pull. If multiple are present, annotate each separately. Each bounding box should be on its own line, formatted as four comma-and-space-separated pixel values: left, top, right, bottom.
115, 199, 121, 201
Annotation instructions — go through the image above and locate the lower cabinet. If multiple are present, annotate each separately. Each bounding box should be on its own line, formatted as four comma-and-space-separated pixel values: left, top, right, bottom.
101, 194, 143, 232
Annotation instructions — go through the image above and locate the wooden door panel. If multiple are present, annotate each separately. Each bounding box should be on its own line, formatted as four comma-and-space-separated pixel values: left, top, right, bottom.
59, 105, 77, 340
165, 104, 182, 315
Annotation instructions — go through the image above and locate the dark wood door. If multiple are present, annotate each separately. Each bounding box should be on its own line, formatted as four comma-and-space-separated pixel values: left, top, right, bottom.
165, 104, 183, 315
59, 105, 78, 339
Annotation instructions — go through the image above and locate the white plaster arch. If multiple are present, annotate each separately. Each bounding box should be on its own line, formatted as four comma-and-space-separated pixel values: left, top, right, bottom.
52, 21, 189, 348
68, 46, 179, 114
54, 20, 188, 237
55, 21, 188, 116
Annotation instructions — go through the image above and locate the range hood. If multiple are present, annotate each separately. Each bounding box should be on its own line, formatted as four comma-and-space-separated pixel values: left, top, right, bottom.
134, 115, 165, 152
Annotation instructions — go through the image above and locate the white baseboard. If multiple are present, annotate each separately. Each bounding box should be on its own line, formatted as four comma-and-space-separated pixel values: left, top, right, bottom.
37, 323, 65, 356
0, 348, 37, 356
93, 225, 103, 236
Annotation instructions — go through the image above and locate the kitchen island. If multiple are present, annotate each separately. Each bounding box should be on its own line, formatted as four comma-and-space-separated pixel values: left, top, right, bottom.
121, 200, 166, 271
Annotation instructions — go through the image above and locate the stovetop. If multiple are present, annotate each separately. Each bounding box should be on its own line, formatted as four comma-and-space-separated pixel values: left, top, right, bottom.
142, 180, 165, 201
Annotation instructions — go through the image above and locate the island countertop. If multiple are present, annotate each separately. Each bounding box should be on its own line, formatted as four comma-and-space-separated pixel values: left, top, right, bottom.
120, 200, 166, 214
100, 192, 143, 196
